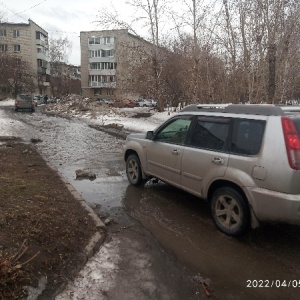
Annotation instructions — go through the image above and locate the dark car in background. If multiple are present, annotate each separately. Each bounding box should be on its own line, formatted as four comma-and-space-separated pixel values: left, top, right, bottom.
15, 94, 35, 112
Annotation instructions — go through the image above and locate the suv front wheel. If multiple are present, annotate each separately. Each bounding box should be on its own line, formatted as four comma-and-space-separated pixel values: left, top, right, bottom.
211, 187, 250, 236
126, 154, 143, 185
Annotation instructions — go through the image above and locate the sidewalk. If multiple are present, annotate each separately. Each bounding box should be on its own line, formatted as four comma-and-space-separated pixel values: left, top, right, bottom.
0, 137, 105, 299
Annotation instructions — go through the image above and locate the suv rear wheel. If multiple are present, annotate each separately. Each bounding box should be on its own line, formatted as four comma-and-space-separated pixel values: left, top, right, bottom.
126, 154, 143, 185
211, 187, 250, 236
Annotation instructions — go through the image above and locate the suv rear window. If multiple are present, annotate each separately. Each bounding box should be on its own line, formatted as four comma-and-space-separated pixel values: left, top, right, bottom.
18, 94, 32, 100
230, 119, 265, 156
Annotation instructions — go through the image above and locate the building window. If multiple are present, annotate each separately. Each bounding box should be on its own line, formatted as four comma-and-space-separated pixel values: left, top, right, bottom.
0, 44, 7, 52
88, 36, 114, 45
37, 59, 48, 68
0, 29, 6, 37
14, 45, 21, 52
13, 30, 20, 38
101, 49, 114, 57
88, 75, 116, 86
36, 31, 47, 41
88, 49, 115, 58
89, 62, 117, 70
37, 47, 47, 54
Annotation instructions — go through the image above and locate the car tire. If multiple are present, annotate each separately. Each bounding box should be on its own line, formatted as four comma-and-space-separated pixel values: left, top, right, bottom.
210, 187, 250, 236
126, 154, 143, 186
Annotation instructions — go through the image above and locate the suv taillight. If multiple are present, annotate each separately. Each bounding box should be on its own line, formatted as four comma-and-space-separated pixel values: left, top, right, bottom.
282, 117, 300, 170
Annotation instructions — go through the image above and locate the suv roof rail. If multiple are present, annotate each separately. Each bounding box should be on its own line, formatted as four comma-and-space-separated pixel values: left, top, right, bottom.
181, 103, 286, 116
279, 105, 300, 114
224, 104, 284, 115
181, 104, 228, 112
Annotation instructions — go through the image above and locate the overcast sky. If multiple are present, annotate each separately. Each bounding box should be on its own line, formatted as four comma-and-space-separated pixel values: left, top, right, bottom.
0, 0, 131, 65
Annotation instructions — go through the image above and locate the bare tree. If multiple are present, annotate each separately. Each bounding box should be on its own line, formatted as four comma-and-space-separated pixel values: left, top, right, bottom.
0, 54, 36, 97
49, 36, 71, 63
217, 0, 300, 103
48, 36, 72, 96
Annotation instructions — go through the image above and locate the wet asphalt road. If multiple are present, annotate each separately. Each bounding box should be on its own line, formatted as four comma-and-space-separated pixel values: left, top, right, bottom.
2, 105, 300, 300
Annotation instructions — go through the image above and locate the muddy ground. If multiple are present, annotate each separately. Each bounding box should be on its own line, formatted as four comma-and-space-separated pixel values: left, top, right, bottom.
0, 139, 99, 299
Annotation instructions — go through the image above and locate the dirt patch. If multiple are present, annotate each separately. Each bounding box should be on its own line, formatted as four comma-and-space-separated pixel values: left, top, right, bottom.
0, 141, 99, 299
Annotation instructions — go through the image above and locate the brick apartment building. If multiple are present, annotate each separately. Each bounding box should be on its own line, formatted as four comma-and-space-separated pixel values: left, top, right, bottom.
80, 29, 153, 101
0, 19, 50, 95
51, 61, 81, 96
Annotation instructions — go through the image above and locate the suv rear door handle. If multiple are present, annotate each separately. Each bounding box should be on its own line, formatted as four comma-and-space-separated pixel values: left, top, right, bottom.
172, 149, 180, 155
212, 157, 224, 165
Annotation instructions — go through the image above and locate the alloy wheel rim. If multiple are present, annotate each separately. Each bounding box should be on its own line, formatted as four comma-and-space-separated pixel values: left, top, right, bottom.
128, 159, 138, 181
215, 195, 241, 229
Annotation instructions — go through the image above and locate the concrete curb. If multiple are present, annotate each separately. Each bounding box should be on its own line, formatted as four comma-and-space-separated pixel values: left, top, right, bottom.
36, 150, 107, 298
42, 158, 106, 255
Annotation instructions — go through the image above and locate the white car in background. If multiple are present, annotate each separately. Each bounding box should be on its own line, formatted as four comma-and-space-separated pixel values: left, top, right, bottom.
136, 99, 157, 107
150, 99, 157, 107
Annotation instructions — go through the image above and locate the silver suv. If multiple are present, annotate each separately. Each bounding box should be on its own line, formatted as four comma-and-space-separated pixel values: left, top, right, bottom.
123, 104, 300, 236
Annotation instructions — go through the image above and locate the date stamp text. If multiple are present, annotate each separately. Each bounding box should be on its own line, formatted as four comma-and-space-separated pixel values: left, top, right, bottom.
247, 279, 300, 288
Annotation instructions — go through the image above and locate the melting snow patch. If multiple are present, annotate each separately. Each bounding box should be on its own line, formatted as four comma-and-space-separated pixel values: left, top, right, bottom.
56, 238, 121, 300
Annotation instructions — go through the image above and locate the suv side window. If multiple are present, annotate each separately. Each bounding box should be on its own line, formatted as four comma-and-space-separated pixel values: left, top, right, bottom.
230, 119, 265, 156
187, 117, 229, 151
155, 117, 192, 145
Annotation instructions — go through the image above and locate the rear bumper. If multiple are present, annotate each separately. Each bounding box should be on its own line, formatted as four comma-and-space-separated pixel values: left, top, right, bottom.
247, 187, 300, 225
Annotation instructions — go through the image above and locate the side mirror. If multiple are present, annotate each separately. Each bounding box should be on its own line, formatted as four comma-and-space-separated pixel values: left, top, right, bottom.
146, 131, 154, 140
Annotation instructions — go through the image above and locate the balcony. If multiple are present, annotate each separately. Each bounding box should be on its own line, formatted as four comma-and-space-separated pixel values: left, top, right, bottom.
37, 52, 48, 60
89, 69, 116, 76
88, 82, 116, 88
89, 57, 115, 63
36, 39, 47, 46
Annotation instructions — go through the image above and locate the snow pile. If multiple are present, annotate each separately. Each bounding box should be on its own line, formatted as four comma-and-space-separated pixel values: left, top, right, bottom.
43, 94, 113, 118
43, 94, 174, 133
0, 99, 14, 107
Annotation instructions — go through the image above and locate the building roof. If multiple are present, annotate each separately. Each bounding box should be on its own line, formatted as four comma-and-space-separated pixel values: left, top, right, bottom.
0, 19, 48, 35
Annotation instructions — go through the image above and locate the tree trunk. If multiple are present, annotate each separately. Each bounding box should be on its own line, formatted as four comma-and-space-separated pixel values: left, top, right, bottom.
268, 43, 276, 103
